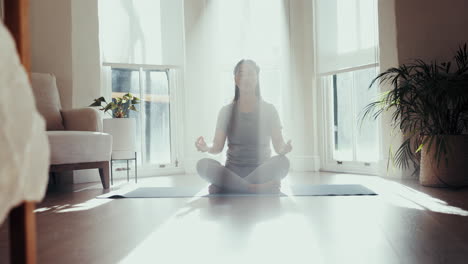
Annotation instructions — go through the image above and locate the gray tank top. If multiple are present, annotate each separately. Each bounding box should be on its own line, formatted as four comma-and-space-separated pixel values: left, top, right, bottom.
216, 100, 282, 166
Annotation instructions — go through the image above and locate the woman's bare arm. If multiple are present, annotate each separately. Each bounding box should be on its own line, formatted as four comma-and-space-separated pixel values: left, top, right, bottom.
208, 130, 227, 154
271, 127, 292, 155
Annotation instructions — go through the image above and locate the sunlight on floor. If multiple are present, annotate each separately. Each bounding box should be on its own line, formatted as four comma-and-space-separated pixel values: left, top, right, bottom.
247, 214, 324, 264
34, 204, 71, 213
117, 197, 323, 264
55, 198, 113, 213
368, 178, 468, 216
34, 198, 113, 213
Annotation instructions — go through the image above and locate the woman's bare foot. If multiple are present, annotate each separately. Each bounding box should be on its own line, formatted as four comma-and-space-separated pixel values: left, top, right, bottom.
208, 184, 224, 194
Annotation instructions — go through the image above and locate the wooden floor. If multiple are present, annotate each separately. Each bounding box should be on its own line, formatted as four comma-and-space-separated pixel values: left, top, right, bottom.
1, 172, 468, 264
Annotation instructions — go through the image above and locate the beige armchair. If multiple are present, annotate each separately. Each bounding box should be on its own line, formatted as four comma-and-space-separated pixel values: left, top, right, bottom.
30, 73, 112, 189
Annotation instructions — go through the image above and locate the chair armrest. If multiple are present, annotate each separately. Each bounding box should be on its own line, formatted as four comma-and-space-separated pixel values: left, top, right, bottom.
62, 107, 103, 132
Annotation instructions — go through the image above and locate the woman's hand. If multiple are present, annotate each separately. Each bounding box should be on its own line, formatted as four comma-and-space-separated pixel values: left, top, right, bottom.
195, 136, 210, 152
278, 140, 292, 155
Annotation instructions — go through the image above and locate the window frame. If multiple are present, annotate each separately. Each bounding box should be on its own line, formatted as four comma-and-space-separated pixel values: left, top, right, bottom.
102, 62, 184, 177
318, 63, 381, 175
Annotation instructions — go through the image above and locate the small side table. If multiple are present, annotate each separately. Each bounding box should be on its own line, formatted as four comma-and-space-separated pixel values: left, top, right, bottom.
110, 152, 137, 185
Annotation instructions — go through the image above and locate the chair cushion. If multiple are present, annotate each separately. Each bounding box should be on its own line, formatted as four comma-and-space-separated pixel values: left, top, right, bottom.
47, 131, 112, 165
31, 73, 64, 130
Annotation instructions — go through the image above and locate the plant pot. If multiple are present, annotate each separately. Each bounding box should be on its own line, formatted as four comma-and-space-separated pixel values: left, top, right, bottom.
103, 118, 137, 159
420, 135, 468, 187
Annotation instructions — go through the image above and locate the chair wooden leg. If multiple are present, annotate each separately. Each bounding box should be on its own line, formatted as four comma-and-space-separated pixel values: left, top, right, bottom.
99, 161, 110, 189
9, 201, 37, 264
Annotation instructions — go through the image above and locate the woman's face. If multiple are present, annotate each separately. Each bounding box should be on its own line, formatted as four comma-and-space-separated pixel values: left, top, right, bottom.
235, 63, 258, 92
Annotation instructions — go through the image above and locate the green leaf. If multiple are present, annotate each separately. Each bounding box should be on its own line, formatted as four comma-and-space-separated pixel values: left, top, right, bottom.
415, 143, 424, 153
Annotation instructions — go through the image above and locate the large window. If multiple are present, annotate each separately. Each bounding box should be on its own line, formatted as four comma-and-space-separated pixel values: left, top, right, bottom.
103, 64, 181, 173
99, 0, 184, 175
324, 67, 380, 162
315, 0, 380, 174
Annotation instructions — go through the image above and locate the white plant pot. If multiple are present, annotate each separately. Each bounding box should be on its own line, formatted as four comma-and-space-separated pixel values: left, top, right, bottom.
103, 118, 137, 159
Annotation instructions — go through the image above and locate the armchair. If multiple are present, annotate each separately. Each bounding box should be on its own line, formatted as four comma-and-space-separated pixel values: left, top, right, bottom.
30, 73, 112, 189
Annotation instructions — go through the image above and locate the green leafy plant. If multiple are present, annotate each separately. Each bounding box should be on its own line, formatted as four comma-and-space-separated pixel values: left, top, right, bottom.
361, 44, 468, 173
90, 93, 140, 118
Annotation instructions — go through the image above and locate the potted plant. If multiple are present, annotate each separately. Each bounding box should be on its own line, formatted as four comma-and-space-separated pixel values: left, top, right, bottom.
362, 44, 468, 187
90, 93, 140, 160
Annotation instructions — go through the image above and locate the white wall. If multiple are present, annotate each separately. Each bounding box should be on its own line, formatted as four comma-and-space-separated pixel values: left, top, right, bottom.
395, 0, 468, 64
288, 0, 320, 171
30, 0, 73, 110
71, 0, 101, 108
376, 0, 407, 178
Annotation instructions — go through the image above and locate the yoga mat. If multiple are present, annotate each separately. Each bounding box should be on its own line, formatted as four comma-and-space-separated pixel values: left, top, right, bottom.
97, 184, 376, 199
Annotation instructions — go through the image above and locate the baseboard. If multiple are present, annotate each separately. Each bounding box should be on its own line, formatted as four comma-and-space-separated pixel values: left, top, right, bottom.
290, 155, 320, 172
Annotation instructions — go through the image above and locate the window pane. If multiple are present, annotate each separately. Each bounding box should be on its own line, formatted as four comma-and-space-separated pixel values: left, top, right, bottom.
143, 70, 171, 165
111, 68, 173, 167
99, 0, 163, 64
331, 67, 380, 163
333, 72, 354, 161
316, 0, 378, 74
354, 67, 380, 162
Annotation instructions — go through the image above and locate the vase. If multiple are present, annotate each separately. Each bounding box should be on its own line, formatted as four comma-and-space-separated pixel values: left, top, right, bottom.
103, 118, 137, 159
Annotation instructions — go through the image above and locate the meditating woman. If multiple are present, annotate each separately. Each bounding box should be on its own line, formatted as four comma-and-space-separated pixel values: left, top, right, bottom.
195, 59, 292, 194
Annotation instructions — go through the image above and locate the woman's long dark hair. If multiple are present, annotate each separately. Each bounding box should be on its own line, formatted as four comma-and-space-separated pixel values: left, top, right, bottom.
228, 60, 261, 135
233, 59, 261, 102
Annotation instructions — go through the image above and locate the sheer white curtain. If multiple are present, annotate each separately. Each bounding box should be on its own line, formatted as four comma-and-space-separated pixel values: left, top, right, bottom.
99, 0, 163, 64
184, 0, 291, 130
183, 0, 291, 168
315, 0, 379, 74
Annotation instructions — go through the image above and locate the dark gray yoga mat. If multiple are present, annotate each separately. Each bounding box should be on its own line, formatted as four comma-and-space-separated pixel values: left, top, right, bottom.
97, 184, 376, 198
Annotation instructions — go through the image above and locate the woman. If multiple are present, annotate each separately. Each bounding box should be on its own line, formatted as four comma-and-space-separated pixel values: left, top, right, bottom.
195, 59, 292, 194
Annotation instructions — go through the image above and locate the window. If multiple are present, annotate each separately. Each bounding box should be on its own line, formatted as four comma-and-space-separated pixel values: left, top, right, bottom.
320, 66, 381, 173
329, 67, 380, 159
103, 63, 181, 174
99, 0, 184, 175
315, 0, 380, 174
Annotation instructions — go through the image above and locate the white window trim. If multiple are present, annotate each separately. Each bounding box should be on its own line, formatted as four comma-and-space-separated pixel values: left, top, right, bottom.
317, 63, 379, 77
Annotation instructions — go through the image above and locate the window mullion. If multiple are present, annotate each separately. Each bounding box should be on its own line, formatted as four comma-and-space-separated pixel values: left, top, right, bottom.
350, 70, 358, 163
138, 67, 145, 165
